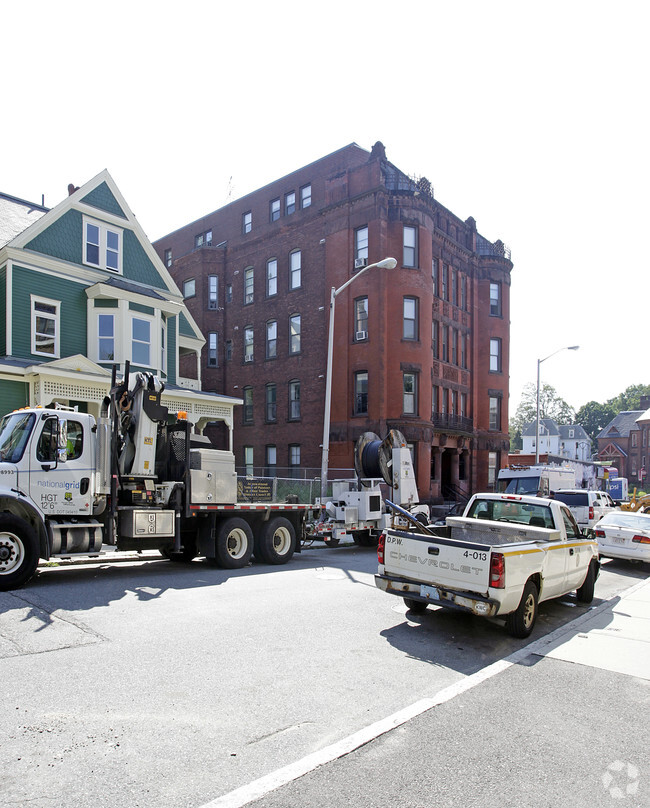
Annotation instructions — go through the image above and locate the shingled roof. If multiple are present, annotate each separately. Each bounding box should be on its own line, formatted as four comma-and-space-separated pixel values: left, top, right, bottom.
0, 191, 48, 248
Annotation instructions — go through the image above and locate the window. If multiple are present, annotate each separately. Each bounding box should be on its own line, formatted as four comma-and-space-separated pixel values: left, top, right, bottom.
442, 325, 449, 362
403, 297, 418, 340
65, 420, 84, 461
98, 313, 115, 361
300, 184, 311, 209
432, 320, 438, 358
270, 198, 281, 222
441, 388, 447, 415
195, 230, 212, 248
490, 282, 502, 316
244, 446, 254, 475
266, 320, 277, 359
403, 225, 417, 267
242, 211, 252, 234
161, 320, 167, 373
183, 278, 196, 298
451, 269, 458, 306
131, 317, 151, 366
84, 217, 122, 273
289, 250, 301, 289
31, 296, 59, 357
442, 263, 449, 301
36, 417, 58, 463
285, 191, 296, 215
355, 226, 368, 264
267, 259, 278, 297
490, 338, 501, 372
452, 390, 458, 415
207, 332, 218, 367
265, 446, 277, 477
225, 339, 233, 361
354, 371, 368, 415
226, 284, 232, 303
488, 452, 499, 489
208, 275, 218, 310
289, 314, 301, 354
355, 297, 368, 340
461, 333, 467, 368
432, 385, 438, 416
266, 384, 277, 422
451, 328, 458, 365
432, 258, 439, 297
244, 268, 254, 304
164, 249, 172, 268
461, 275, 467, 310
289, 380, 300, 420
403, 372, 417, 414
244, 327, 254, 362
289, 444, 301, 477
461, 393, 467, 418
489, 396, 501, 431
243, 388, 253, 423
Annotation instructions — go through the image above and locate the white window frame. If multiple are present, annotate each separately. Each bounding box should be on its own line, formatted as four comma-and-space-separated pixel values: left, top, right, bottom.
403, 225, 417, 267
83, 216, 123, 273
355, 226, 369, 262
489, 338, 501, 373
98, 312, 116, 362
183, 278, 196, 299
289, 314, 301, 354
208, 275, 218, 310
244, 268, 254, 305
161, 319, 167, 374
31, 295, 60, 358
207, 332, 218, 367
131, 314, 153, 367
289, 251, 301, 290
300, 184, 311, 209
267, 259, 278, 297
403, 372, 417, 414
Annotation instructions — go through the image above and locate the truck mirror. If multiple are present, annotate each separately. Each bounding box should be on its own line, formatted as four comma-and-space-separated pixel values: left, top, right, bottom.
57, 417, 68, 463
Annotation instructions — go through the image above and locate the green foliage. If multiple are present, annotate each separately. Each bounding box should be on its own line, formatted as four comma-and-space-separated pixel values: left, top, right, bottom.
607, 383, 650, 413
574, 400, 616, 443
509, 382, 576, 435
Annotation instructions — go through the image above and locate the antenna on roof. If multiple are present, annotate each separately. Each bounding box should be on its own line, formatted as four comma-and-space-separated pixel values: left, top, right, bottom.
226, 176, 234, 203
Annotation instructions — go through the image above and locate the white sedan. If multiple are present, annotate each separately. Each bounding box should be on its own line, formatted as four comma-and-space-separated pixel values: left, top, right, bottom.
595, 511, 650, 563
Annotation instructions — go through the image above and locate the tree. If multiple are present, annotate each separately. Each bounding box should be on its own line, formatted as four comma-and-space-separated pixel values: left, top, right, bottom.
574, 400, 616, 443
510, 382, 576, 434
607, 384, 650, 413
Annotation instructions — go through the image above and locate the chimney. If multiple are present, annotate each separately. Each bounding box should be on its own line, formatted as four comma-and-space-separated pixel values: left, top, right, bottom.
68, 183, 79, 195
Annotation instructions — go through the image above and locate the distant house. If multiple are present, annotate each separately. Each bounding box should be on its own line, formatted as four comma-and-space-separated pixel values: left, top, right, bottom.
521, 419, 591, 461
597, 410, 646, 486
0, 172, 239, 432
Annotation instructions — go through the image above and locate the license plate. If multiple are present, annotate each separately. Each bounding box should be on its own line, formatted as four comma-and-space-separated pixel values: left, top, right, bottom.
421, 584, 440, 601
612, 537, 625, 544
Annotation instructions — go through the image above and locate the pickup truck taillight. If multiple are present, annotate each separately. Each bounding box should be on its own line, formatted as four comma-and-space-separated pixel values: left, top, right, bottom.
490, 553, 505, 589
588, 506, 594, 520
377, 532, 386, 564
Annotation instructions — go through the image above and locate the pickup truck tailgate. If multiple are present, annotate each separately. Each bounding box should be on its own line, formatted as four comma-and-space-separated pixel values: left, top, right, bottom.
383, 528, 491, 591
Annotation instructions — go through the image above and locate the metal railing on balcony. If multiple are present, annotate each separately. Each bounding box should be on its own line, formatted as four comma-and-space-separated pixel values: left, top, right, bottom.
431, 413, 474, 433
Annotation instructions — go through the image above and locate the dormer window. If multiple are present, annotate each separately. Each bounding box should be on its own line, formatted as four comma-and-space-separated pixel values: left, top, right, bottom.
83, 216, 123, 273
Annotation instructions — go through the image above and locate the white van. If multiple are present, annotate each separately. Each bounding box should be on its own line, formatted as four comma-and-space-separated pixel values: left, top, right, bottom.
497, 465, 575, 496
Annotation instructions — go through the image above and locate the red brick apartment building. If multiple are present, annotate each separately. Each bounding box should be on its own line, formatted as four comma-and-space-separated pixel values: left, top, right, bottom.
153, 142, 512, 502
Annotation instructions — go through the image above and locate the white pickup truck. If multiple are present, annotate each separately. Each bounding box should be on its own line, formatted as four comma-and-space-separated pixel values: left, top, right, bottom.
375, 493, 600, 637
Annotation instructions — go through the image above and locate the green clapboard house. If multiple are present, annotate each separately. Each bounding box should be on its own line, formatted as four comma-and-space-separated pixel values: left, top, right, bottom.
0, 171, 240, 434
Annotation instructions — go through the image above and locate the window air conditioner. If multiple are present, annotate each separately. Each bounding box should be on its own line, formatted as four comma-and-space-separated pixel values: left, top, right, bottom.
355, 330, 368, 341
354, 258, 367, 269
245, 355, 253, 363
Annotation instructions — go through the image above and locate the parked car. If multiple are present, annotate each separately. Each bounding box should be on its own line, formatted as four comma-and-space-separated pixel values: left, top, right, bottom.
553, 489, 616, 532
594, 511, 650, 563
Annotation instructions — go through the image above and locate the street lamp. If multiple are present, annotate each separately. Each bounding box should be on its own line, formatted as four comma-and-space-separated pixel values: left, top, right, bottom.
535, 345, 579, 465
320, 256, 398, 502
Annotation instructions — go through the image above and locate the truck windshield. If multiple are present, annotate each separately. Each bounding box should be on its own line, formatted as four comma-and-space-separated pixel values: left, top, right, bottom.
0, 411, 36, 463
498, 476, 540, 495
466, 498, 554, 528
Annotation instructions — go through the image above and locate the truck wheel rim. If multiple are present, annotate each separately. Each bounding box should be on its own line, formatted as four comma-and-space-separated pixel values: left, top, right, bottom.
226, 529, 248, 559
523, 594, 536, 628
0, 532, 23, 574
272, 527, 291, 555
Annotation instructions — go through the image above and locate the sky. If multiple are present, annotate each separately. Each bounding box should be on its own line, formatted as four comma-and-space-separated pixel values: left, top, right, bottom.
4, 0, 648, 417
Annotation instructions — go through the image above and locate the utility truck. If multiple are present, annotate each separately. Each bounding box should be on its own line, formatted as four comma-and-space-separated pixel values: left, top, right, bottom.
497, 464, 575, 496
0, 363, 312, 591
375, 493, 599, 637
313, 430, 429, 547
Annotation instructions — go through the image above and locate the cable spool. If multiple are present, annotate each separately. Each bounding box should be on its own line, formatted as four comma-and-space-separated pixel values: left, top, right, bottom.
354, 429, 409, 488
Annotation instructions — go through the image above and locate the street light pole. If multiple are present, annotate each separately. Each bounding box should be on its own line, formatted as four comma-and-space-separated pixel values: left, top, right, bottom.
535, 345, 579, 465
320, 257, 397, 503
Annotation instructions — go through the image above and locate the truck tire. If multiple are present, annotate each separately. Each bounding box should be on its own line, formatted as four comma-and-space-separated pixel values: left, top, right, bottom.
255, 517, 296, 565
352, 530, 377, 547
505, 579, 539, 638
214, 518, 254, 569
0, 514, 40, 591
576, 561, 596, 603
403, 597, 428, 614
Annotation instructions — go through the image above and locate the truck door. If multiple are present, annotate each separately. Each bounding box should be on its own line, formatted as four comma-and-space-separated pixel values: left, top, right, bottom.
561, 508, 591, 589
29, 415, 93, 517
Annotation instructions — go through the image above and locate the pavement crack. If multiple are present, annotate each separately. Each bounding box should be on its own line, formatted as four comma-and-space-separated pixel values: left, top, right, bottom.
246, 721, 315, 746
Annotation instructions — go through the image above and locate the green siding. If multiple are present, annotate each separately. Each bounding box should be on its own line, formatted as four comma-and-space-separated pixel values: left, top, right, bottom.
0, 380, 29, 419
0, 267, 5, 355
81, 182, 127, 218
24, 209, 84, 264
129, 302, 155, 315
123, 230, 171, 291
178, 312, 195, 337
94, 299, 119, 308
12, 266, 87, 359
168, 316, 177, 384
